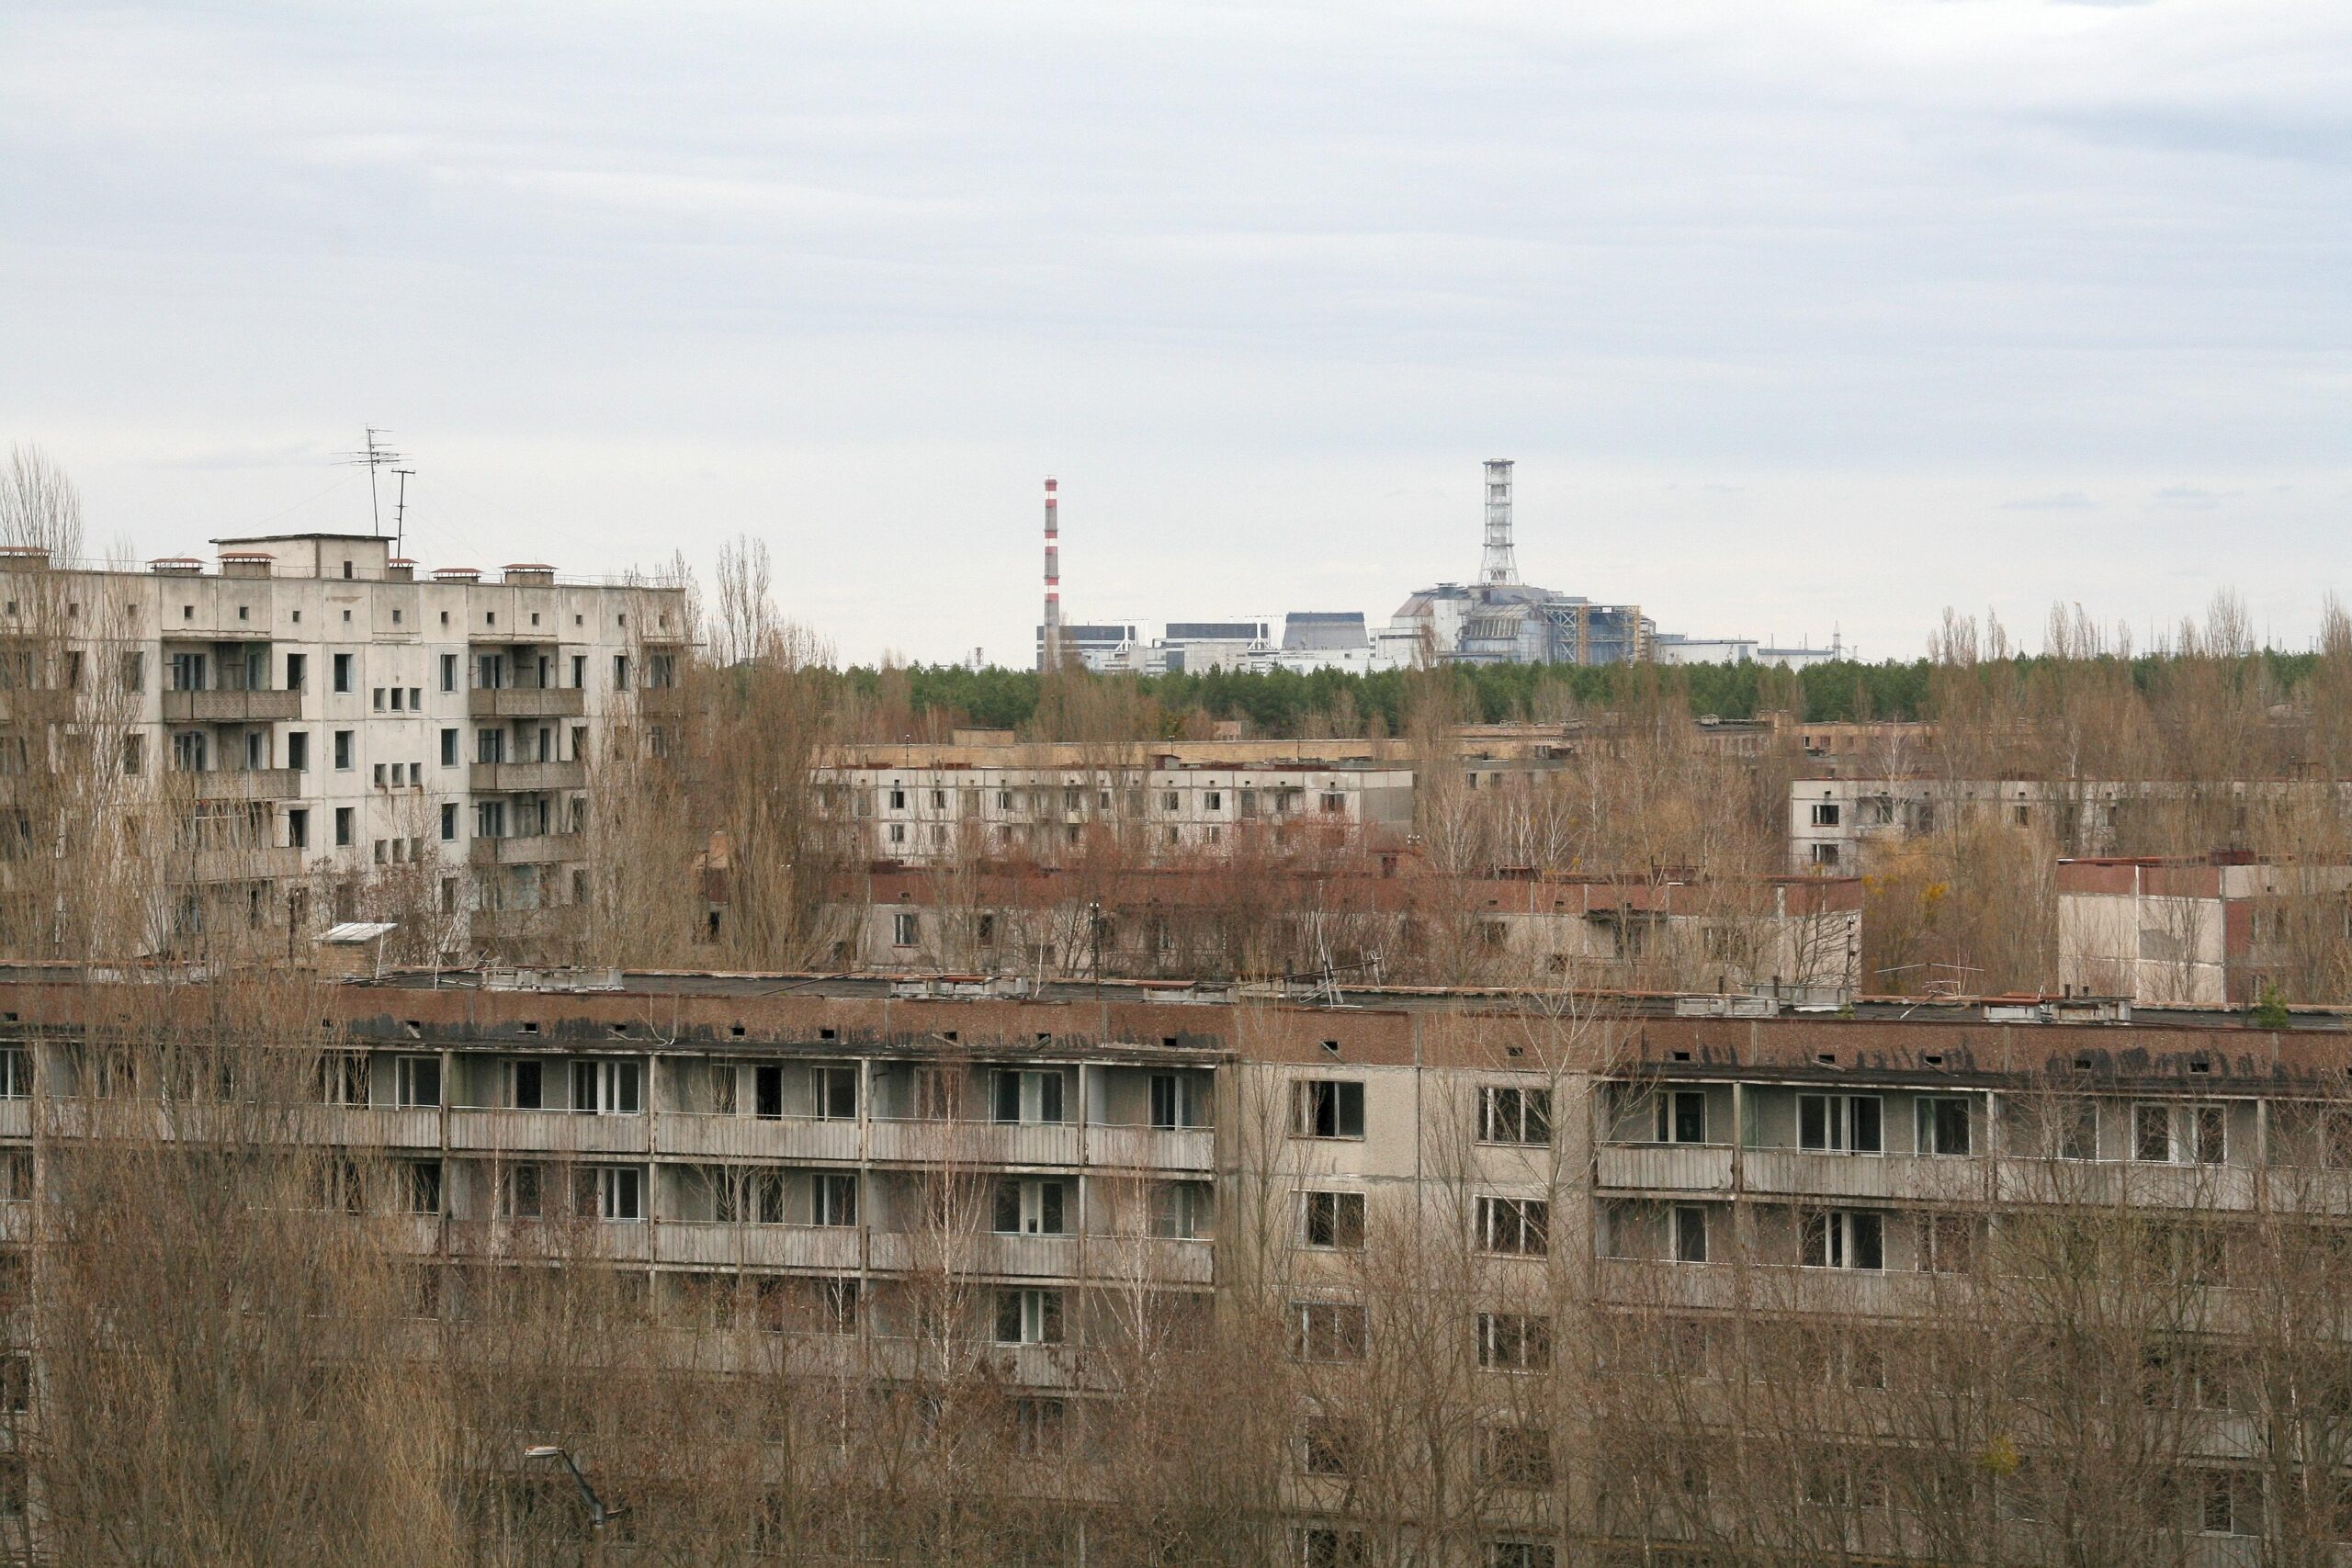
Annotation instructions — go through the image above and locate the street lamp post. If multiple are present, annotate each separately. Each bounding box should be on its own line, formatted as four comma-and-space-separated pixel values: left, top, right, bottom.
523, 1445, 627, 1535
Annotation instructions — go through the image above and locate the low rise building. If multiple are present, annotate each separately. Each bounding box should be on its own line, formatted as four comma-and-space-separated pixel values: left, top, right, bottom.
1789, 775, 2352, 871
845, 861, 1861, 995
817, 760, 1415, 866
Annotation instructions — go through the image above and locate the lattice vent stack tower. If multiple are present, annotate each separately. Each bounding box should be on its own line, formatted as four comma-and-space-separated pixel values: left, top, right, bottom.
1480, 458, 1518, 586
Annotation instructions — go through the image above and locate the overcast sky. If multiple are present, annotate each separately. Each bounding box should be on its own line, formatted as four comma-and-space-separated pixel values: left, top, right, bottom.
3, 2, 2346, 665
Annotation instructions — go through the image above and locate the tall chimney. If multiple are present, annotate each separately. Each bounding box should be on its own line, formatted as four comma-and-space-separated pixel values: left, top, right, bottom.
1479, 459, 1518, 586
1041, 477, 1062, 672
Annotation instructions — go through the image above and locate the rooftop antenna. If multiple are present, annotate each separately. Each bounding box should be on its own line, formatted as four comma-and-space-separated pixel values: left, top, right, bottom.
338, 428, 405, 537
390, 468, 414, 558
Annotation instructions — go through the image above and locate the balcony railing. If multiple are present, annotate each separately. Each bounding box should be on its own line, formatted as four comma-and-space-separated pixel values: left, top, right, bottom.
868, 1118, 1081, 1168
1085, 1123, 1216, 1172
467, 687, 585, 719
372, 1213, 447, 1256
1992, 1156, 2263, 1213
860, 1229, 1211, 1286
1596, 1141, 2276, 1212
446, 1107, 650, 1156
1743, 1149, 1993, 1204
186, 768, 301, 801
656, 1222, 862, 1270
658, 1113, 862, 1162
1593, 1259, 1953, 1318
449, 1217, 652, 1262
1595, 1144, 1735, 1192
468, 832, 584, 868
36, 1099, 441, 1145
180, 845, 306, 883
286, 1104, 444, 1147
162, 688, 302, 723
469, 761, 585, 794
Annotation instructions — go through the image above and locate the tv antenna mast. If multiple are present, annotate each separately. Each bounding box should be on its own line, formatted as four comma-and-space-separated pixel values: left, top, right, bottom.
338, 428, 405, 536
391, 468, 414, 558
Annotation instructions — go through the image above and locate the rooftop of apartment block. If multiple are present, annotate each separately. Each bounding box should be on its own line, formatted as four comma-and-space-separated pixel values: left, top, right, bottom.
0, 964, 2341, 1084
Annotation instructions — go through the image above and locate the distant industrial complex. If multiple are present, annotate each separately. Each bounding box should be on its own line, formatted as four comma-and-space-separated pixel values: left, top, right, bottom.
1035, 459, 1843, 674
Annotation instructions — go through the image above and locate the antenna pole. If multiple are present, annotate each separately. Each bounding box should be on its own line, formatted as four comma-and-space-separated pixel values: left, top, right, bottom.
338, 429, 406, 538
391, 468, 414, 558
367, 429, 383, 534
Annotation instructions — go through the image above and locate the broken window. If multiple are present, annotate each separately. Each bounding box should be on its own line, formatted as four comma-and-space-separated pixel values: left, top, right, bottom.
1476, 1311, 1553, 1372
394, 1055, 441, 1109
1656, 1089, 1708, 1145
1302, 1190, 1365, 1250
1800, 1209, 1884, 1270
1479, 1085, 1551, 1145
1673, 1204, 1710, 1263
1916, 1097, 1972, 1156
571, 1058, 642, 1115
994, 1068, 1063, 1124
1477, 1196, 1549, 1257
995, 1287, 1063, 1345
1292, 1079, 1364, 1139
1292, 1301, 1368, 1362
993, 1178, 1067, 1235
574, 1165, 643, 1222
1800, 1093, 1883, 1153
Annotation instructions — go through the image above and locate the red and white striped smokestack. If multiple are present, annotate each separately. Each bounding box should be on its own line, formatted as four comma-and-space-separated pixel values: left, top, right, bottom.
1041, 477, 1061, 672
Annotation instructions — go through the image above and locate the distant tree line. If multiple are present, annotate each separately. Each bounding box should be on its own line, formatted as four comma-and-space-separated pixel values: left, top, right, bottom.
834, 648, 2327, 740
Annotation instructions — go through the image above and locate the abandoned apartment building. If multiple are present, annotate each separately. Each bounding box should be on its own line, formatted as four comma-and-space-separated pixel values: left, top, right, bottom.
0, 965, 2341, 1560
0, 534, 685, 952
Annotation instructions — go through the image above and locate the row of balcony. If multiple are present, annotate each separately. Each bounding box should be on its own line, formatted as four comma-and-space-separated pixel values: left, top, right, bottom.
368, 1216, 1212, 1283
1597, 1144, 2292, 1211
0, 1101, 1216, 1173
161, 764, 584, 802
153, 762, 585, 802
142, 840, 573, 881
117, 840, 577, 883
157, 687, 589, 723
467, 687, 584, 719
161, 689, 303, 723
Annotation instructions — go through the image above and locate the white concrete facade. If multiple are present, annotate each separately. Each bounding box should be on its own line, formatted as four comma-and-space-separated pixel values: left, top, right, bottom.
8, 532, 685, 953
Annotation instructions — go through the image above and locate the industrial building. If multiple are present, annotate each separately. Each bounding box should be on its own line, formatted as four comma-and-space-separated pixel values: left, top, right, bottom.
1029, 463, 1838, 677
1655, 631, 1849, 671
1375, 462, 1657, 669
0, 964, 2342, 1562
